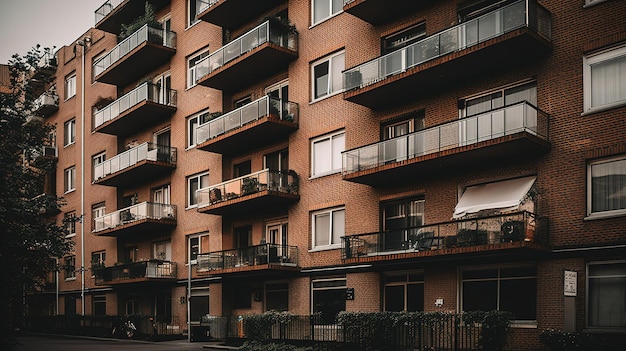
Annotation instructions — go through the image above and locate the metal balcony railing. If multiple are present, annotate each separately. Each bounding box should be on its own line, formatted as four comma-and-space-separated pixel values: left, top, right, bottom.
93, 142, 176, 181
197, 169, 299, 208
94, 260, 177, 284
93, 201, 176, 233
36, 50, 57, 71
195, 96, 298, 144
343, 101, 549, 175
343, 0, 551, 91
93, 24, 176, 78
196, 243, 298, 272
94, 0, 124, 24
341, 211, 547, 259
93, 82, 177, 129
194, 19, 298, 83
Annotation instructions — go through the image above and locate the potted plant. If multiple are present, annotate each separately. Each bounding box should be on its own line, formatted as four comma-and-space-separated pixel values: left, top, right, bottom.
241, 177, 259, 195
92, 96, 115, 110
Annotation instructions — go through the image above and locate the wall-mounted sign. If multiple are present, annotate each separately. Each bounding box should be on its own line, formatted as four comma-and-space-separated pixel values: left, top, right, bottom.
345, 288, 354, 300
564, 270, 577, 297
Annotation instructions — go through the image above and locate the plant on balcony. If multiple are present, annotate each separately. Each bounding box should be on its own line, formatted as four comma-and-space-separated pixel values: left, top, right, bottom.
92, 96, 115, 110
118, 2, 159, 41
456, 228, 488, 247
90, 260, 105, 278
241, 177, 260, 195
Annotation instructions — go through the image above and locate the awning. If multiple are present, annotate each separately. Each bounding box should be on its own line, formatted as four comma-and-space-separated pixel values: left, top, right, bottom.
453, 176, 536, 219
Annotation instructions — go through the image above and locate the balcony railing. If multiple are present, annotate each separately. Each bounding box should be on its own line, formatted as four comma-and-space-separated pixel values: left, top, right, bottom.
93, 142, 176, 182
33, 92, 59, 117
93, 24, 176, 78
343, 0, 551, 91
195, 19, 298, 84
94, 0, 124, 24
196, 243, 298, 272
341, 211, 547, 259
196, 0, 218, 15
94, 260, 177, 285
93, 201, 176, 233
195, 96, 298, 144
343, 101, 549, 175
93, 82, 177, 130
197, 169, 299, 208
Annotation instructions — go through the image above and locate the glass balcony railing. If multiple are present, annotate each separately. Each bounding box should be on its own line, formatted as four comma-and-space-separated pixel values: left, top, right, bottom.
197, 169, 299, 208
94, 0, 124, 24
94, 260, 177, 284
343, 0, 551, 91
343, 101, 549, 175
341, 211, 547, 259
196, 0, 218, 15
93, 24, 176, 78
93, 82, 177, 129
93, 142, 177, 181
93, 201, 176, 233
195, 96, 298, 144
33, 92, 59, 115
194, 19, 298, 83
197, 243, 298, 272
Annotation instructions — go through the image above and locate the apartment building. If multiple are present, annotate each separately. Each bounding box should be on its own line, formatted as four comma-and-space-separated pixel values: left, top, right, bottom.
25, 0, 626, 348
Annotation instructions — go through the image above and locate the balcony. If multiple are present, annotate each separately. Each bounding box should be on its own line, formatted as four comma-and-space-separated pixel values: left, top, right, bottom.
32, 92, 59, 117
94, 260, 177, 286
93, 24, 176, 86
343, 0, 552, 108
93, 82, 177, 136
197, 169, 299, 216
196, 0, 287, 30
27, 145, 58, 169
196, 19, 298, 91
93, 142, 176, 187
94, 0, 171, 34
195, 96, 298, 155
196, 243, 299, 276
341, 211, 549, 264
92, 201, 177, 237
342, 101, 550, 186
31, 50, 57, 81
343, 0, 434, 25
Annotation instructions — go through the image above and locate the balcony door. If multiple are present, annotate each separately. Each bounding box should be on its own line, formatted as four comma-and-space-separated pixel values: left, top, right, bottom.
266, 79, 289, 118
267, 222, 288, 261
382, 113, 424, 163
154, 128, 171, 161
160, 16, 172, 46
264, 149, 289, 190
382, 199, 424, 251
153, 185, 172, 218
154, 72, 172, 105
153, 241, 172, 261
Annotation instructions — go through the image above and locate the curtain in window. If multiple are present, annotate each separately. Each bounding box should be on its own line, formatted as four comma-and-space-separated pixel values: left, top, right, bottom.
588, 263, 626, 327
591, 159, 626, 213
591, 55, 626, 108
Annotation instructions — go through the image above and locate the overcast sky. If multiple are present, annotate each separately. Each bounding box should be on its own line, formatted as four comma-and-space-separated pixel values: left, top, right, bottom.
0, 0, 105, 63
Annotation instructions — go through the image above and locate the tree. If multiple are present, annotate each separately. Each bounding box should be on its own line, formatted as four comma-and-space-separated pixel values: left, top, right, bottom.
0, 46, 73, 350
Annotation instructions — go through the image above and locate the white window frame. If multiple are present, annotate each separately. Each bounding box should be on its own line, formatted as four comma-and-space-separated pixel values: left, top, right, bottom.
64, 119, 76, 147
188, 232, 209, 265
64, 211, 76, 238
311, 130, 345, 178
586, 260, 626, 329
187, 171, 209, 208
311, 0, 343, 26
187, 48, 209, 88
311, 207, 345, 250
65, 72, 76, 100
187, 0, 202, 27
586, 155, 626, 219
64, 166, 76, 193
64, 256, 76, 280
188, 109, 209, 148
311, 50, 345, 102
583, 44, 626, 114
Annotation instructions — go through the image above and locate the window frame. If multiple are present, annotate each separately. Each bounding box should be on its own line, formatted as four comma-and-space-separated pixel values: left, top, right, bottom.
64, 211, 76, 238
311, 206, 345, 251
583, 44, 626, 114
187, 48, 209, 88
311, 129, 345, 178
188, 232, 209, 265
187, 171, 209, 208
64, 119, 76, 147
586, 260, 626, 329
586, 155, 626, 219
64, 166, 76, 194
64, 256, 76, 280
311, 276, 347, 324
383, 272, 425, 312
187, 0, 201, 27
187, 109, 210, 148
311, 50, 345, 102
311, 0, 343, 26
65, 72, 76, 100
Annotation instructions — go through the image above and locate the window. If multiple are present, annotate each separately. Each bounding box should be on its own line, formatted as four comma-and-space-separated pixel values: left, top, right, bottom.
234, 226, 252, 248
587, 261, 626, 328
92, 152, 105, 180
311, 130, 345, 177
64, 212, 76, 238
461, 266, 537, 321
91, 251, 106, 268
311, 51, 345, 101
64, 166, 76, 193
584, 44, 626, 113
64, 119, 76, 146
65, 72, 76, 100
92, 295, 106, 316
587, 156, 626, 218
312, 0, 343, 25
266, 282, 289, 312
64, 256, 76, 280
382, 23, 426, 55
459, 81, 537, 118
382, 199, 424, 251
233, 160, 252, 178
312, 207, 345, 250
384, 273, 424, 312
187, 171, 209, 207
189, 233, 209, 264
187, 0, 202, 27
187, 49, 209, 88
311, 276, 346, 324
187, 110, 210, 148
153, 241, 172, 261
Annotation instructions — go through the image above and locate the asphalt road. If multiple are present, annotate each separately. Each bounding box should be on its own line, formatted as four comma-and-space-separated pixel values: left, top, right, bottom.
15, 335, 235, 351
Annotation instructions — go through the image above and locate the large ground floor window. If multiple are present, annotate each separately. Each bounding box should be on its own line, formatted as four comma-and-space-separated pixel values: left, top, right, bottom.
588, 261, 626, 328
461, 265, 536, 321
312, 276, 346, 324
265, 282, 289, 312
384, 273, 424, 312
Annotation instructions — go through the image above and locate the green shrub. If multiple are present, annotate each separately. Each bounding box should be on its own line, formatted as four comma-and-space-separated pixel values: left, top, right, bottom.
242, 311, 296, 341
539, 329, 626, 351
